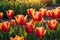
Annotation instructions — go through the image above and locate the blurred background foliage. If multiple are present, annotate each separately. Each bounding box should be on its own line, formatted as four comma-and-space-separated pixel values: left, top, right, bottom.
0, 0, 59, 16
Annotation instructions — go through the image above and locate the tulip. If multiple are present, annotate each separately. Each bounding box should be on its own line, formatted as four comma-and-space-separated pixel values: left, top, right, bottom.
55, 8, 60, 18
32, 11, 42, 22
27, 8, 35, 16
0, 23, 2, 31
10, 19, 15, 26
15, 15, 27, 26
39, 8, 47, 17
25, 20, 35, 34
48, 20, 58, 30
6, 10, 14, 18
0, 12, 3, 20
14, 35, 24, 40
52, 9, 57, 18
35, 27, 46, 38
2, 21, 10, 32
46, 10, 52, 18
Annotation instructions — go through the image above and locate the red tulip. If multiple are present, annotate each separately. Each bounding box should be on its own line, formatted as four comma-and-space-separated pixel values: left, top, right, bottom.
39, 8, 47, 17
55, 8, 60, 18
6, 10, 14, 18
47, 10, 52, 18
52, 9, 57, 18
0, 12, 3, 20
35, 27, 46, 38
2, 21, 10, 32
10, 19, 15, 26
25, 20, 35, 34
27, 8, 35, 16
0, 23, 2, 31
32, 11, 42, 22
48, 20, 58, 30
15, 15, 27, 26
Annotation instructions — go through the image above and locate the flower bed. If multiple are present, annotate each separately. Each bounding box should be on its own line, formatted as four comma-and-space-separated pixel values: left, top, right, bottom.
0, 6, 60, 40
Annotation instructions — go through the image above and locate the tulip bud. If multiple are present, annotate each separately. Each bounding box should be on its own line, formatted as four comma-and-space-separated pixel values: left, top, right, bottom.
32, 11, 42, 22
27, 8, 35, 16
35, 27, 46, 38
15, 15, 27, 26
10, 19, 15, 26
2, 21, 10, 32
6, 10, 14, 18
48, 20, 58, 30
39, 8, 47, 17
25, 20, 35, 34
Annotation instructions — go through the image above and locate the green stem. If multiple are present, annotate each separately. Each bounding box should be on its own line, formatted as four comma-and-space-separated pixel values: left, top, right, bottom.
50, 31, 52, 40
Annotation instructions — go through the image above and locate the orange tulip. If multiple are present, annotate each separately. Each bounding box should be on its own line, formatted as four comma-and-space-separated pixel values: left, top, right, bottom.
25, 20, 35, 34
15, 15, 27, 26
27, 8, 35, 16
39, 8, 47, 17
10, 19, 15, 26
48, 20, 58, 30
6, 10, 14, 18
35, 27, 46, 38
32, 11, 42, 22
14, 35, 24, 40
2, 21, 10, 32
0, 12, 3, 20
0, 23, 2, 31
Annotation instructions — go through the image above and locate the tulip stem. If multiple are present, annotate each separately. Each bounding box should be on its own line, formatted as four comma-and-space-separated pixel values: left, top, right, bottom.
55, 30, 58, 40
50, 31, 52, 40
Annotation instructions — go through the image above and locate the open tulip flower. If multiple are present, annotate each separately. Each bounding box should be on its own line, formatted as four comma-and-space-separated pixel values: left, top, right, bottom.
25, 19, 35, 34
15, 15, 27, 26
39, 8, 47, 17
48, 20, 58, 30
32, 11, 42, 22
6, 10, 14, 18
27, 8, 35, 16
0, 12, 3, 20
10, 19, 15, 26
10, 35, 24, 40
2, 21, 10, 32
35, 27, 46, 38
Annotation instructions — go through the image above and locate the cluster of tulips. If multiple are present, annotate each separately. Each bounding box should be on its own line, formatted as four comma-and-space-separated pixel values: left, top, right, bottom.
0, 6, 60, 40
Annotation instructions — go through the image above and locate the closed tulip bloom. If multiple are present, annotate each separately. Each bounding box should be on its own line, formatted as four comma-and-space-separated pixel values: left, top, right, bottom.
0, 12, 3, 20
0, 23, 2, 31
25, 20, 34, 34
55, 8, 60, 18
27, 8, 35, 16
52, 9, 57, 18
32, 11, 42, 22
6, 10, 14, 18
2, 21, 10, 32
10, 19, 15, 26
15, 15, 27, 26
48, 20, 58, 30
35, 27, 46, 38
39, 8, 47, 17
46, 10, 52, 18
